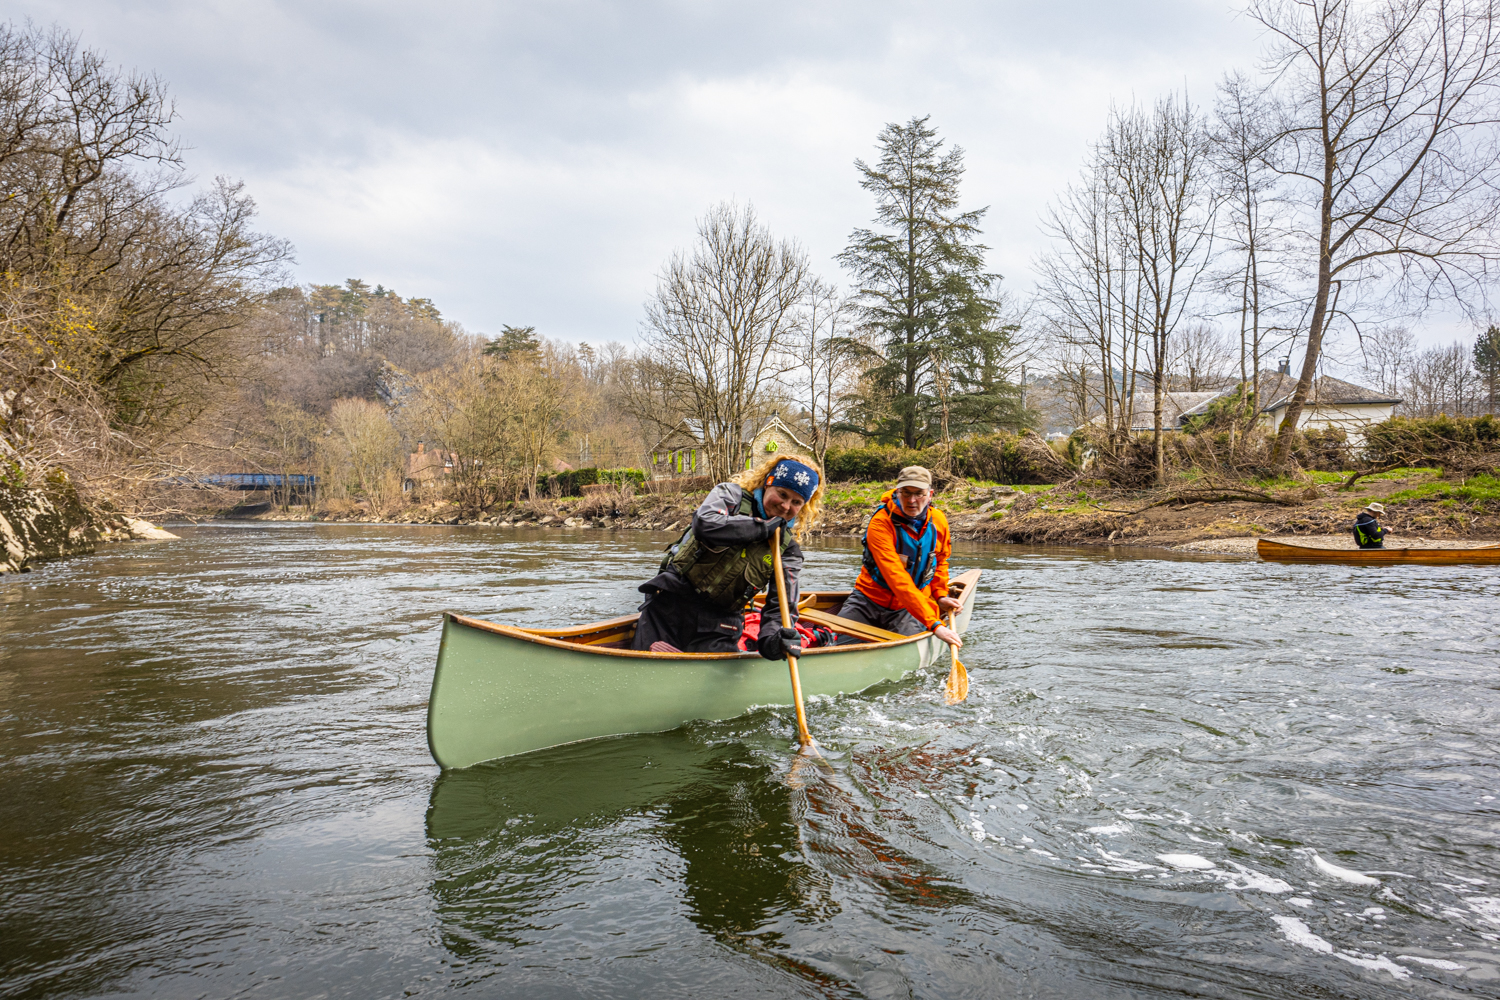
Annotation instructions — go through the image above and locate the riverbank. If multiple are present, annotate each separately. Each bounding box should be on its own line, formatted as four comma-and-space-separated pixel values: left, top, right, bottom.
0, 482, 178, 574
210, 465, 1500, 553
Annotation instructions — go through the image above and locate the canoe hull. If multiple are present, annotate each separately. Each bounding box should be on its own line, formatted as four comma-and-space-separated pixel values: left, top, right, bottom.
428, 574, 978, 768
1257, 538, 1500, 565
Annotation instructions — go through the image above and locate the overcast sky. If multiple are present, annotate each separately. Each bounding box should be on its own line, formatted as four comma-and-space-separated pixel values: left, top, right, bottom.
10, 1, 1308, 346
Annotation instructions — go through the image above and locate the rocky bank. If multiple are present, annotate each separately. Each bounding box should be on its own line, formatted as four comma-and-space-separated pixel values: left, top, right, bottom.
0, 483, 179, 574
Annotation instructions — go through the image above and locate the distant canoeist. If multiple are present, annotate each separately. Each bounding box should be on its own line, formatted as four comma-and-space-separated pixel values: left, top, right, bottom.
1353, 502, 1389, 549
632, 455, 823, 658
838, 465, 962, 649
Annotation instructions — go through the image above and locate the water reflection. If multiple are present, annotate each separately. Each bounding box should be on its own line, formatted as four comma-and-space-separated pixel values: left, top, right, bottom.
427, 731, 820, 961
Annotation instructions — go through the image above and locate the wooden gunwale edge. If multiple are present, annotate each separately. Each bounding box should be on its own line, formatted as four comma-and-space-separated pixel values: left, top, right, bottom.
1259, 538, 1500, 552
443, 568, 983, 661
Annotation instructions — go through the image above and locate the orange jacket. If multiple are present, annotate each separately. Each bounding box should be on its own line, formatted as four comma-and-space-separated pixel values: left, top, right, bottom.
854, 491, 951, 631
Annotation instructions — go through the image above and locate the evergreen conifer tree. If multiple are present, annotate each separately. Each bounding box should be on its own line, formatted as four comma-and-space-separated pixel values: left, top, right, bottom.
838, 117, 998, 447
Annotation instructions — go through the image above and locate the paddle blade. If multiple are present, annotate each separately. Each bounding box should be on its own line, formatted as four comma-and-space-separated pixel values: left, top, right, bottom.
943, 655, 969, 705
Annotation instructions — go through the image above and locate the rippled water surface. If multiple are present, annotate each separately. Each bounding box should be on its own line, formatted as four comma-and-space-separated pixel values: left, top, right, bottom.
3, 524, 1499, 998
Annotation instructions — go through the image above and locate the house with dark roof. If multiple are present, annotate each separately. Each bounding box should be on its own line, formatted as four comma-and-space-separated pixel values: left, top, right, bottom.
1177, 372, 1401, 444
1081, 390, 1227, 436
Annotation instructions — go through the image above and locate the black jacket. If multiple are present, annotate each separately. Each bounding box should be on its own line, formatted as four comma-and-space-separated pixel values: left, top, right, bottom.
1353, 511, 1387, 548
638, 482, 801, 625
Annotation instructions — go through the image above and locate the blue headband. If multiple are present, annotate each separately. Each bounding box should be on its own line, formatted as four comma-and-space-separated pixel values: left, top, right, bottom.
767, 459, 820, 501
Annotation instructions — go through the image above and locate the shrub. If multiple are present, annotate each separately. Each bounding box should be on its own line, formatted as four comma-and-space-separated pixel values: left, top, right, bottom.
540, 466, 646, 497
1364, 414, 1500, 462
825, 433, 1069, 485
824, 445, 945, 482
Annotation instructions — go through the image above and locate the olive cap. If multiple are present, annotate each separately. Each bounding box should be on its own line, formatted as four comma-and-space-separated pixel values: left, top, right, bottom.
894, 466, 933, 491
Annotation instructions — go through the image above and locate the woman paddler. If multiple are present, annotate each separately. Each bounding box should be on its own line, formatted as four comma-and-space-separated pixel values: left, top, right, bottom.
632, 454, 823, 657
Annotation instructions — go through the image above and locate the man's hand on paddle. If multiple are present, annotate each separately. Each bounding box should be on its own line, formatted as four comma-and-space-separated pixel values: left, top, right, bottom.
934, 596, 963, 647
932, 623, 962, 649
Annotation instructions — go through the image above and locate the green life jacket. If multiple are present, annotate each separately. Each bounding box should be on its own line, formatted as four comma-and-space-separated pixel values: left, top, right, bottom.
660, 487, 794, 609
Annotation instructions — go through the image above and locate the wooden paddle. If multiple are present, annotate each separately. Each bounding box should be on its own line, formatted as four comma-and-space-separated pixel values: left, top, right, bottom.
771, 527, 816, 752
942, 610, 969, 705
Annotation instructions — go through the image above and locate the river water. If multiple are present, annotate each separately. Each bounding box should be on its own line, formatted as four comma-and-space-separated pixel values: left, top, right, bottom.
2, 525, 1498, 999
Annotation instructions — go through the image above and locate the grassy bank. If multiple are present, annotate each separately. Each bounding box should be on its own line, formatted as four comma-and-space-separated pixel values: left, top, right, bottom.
217, 464, 1500, 551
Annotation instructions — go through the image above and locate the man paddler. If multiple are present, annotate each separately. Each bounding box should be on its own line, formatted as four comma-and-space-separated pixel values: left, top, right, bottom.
1353, 501, 1389, 549
837, 465, 962, 648
632, 454, 824, 658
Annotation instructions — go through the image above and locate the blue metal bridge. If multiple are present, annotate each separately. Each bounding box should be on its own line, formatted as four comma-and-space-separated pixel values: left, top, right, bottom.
172, 474, 319, 492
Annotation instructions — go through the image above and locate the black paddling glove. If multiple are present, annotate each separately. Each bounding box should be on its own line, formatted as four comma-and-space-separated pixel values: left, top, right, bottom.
759, 516, 788, 540
757, 625, 802, 661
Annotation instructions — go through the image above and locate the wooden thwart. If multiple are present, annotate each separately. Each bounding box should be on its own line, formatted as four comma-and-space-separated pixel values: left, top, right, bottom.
796, 607, 908, 644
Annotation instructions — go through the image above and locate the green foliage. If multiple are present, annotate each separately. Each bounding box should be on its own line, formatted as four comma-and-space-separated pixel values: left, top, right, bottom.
1, 459, 25, 490
1364, 414, 1500, 461
824, 432, 1065, 485
1385, 473, 1500, 511
540, 467, 646, 497
482, 325, 541, 360
824, 444, 943, 482
1182, 387, 1255, 434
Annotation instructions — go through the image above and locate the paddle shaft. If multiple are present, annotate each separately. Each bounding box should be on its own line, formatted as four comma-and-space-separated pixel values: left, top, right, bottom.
771, 528, 814, 748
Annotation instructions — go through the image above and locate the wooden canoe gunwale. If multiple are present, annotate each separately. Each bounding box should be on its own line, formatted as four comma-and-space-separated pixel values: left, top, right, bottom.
444, 568, 982, 660
1257, 538, 1500, 565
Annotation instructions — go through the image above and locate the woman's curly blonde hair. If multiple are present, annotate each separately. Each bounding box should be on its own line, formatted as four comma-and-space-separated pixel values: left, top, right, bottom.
734, 452, 824, 541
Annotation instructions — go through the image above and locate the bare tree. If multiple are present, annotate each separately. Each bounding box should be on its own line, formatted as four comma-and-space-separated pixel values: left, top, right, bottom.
1249, 0, 1500, 465
1358, 325, 1416, 396
797, 278, 864, 470
324, 399, 403, 513
1038, 145, 1145, 457
1172, 323, 1239, 389
1212, 70, 1288, 449
1038, 95, 1214, 480
402, 361, 514, 514
497, 341, 588, 497
641, 202, 808, 481
1112, 96, 1216, 483
1404, 338, 1485, 414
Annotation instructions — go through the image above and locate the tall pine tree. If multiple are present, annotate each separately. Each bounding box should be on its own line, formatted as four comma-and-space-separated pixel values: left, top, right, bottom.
839, 117, 997, 447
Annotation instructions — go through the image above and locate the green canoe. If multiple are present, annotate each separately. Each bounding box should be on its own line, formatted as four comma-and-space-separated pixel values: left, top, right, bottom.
427, 569, 983, 768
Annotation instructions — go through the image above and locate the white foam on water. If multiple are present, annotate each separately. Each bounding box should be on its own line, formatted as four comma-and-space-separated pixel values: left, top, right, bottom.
1158, 853, 1216, 870
1397, 955, 1467, 971
1336, 953, 1410, 979
1466, 897, 1500, 927
1087, 823, 1130, 836
1220, 862, 1293, 894
1272, 918, 1411, 980
1313, 855, 1380, 885
1095, 848, 1162, 873
1272, 916, 1334, 954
